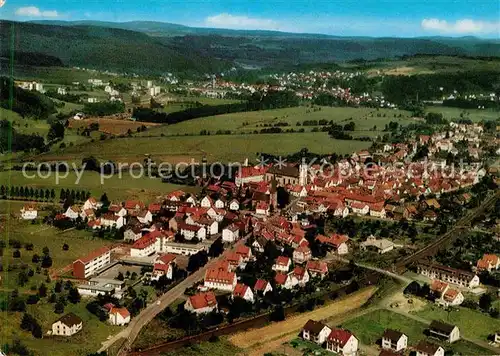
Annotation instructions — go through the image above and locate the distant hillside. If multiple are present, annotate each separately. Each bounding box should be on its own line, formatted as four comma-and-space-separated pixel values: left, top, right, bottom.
0, 21, 228, 74
13, 20, 500, 72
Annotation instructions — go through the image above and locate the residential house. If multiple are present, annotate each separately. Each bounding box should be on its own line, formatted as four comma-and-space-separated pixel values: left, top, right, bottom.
429, 320, 460, 343
179, 222, 206, 241
229, 199, 240, 211
124, 226, 142, 242
351, 202, 369, 215
293, 246, 312, 264
253, 279, 273, 295
414, 341, 445, 356
290, 266, 310, 287
361, 235, 395, 254
369, 203, 386, 218
124, 200, 145, 215
252, 236, 268, 253
476, 254, 500, 272
417, 261, 480, 288
215, 197, 226, 208
200, 196, 213, 208
185, 291, 218, 314
301, 319, 332, 345
73, 247, 111, 279
151, 254, 176, 281
235, 245, 252, 262
204, 267, 237, 292
232, 283, 254, 303
222, 224, 240, 243
306, 260, 329, 279
274, 273, 294, 289
272, 256, 291, 273
326, 328, 358, 356
137, 210, 153, 225
381, 329, 408, 352
64, 205, 81, 220
316, 234, 349, 255
51, 313, 83, 336
108, 307, 130, 326
83, 197, 99, 211
430, 280, 464, 307
20, 204, 37, 220
101, 213, 125, 229
130, 231, 163, 257
109, 203, 127, 217
256, 201, 270, 216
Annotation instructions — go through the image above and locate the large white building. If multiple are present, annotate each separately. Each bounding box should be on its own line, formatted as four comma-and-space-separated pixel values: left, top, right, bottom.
72, 247, 111, 279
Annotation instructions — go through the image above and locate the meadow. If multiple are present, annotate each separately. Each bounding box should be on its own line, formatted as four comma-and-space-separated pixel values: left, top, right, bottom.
342, 309, 492, 355
0, 171, 197, 202
425, 106, 500, 122
414, 304, 500, 341
140, 106, 412, 137
34, 132, 371, 165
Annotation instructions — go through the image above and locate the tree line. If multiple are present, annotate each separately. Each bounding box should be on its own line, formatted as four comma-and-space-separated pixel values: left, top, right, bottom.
133, 90, 301, 124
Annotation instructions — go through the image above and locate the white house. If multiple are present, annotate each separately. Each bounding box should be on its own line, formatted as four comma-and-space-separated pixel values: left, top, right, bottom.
137, 210, 153, 225
274, 272, 294, 289
232, 283, 254, 303
301, 319, 332, 345
293, 246, 312, 264
204, 267, 237, 292
254, 279, 273, 295
222, 224, 240, 243
64, 205, 81, 220
382, 329, 408, 352
129, 231, 162, 257
57, 87, 67, 95
229, 199, 240, 211
51, 313, 83, 336
83, 197, 99, 211
429, 320, 460, 343
326, 328, 358, 356
351, 202, 369, 215
108, 307, 130, 326
151, 254, 176, 280
109, 204, 127, 217
215, 198, 226, 209
415, 341, 445, 356
101, 214, 125, 229
200, 196, 213, 208
290, 266, 310, 287
179, 223, 206, 241
272, 256, 291, 273
20, 204, 37, 220
185, 291, 218, 314
256, 201, 270, 216
124, 226, 142, 242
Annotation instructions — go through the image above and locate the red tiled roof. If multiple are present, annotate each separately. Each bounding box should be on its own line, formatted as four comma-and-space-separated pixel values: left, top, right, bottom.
430, 280, 448, 294
233, 283, 250, 298
328, 328, 353, 347
76, 246, 110, 264
188, 291, 217, 310
254, 279, 269, 291
148, 203, 162, 213
124, 200, 145, 210
153, 263, 171, 272
293, 266, 307, 279
275, 256, 290, 266
274, 273, 289, 285
110, 307, 130, 319
306, 260, 328, 274
157, 253, 176, 265
205, 268, 235, 284
132, 230, 163, 249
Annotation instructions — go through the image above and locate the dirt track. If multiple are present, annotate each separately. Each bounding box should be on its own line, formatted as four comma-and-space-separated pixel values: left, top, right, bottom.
229, 286, 377, 355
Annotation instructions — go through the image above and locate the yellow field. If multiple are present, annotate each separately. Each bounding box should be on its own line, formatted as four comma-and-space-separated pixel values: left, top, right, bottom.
229, 286, 376, 355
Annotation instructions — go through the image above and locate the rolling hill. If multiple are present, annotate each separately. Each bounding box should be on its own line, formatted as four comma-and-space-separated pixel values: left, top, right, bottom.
2, 20, 500, 74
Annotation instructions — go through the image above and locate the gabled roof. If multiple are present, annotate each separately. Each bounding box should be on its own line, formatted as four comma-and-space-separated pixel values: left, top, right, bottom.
302, 319, 328, 334
382, 329, 404, 342
75, 246, 110, 264
233, 283, 250, 298
110, 307, 130, 319
430, 320, 456, 334
306, 260, 328, 274
275, 256, 290, 266
328, 328, 353, 347
254, 279, 270, 291
156, 253, 176, 265
54, 313, 82, 327
274, 273, 289, 285
414, 341, 442, 354
188, 291, 217, 310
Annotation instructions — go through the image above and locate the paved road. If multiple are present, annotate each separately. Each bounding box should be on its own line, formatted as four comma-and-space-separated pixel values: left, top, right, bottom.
99, 233, 251, 355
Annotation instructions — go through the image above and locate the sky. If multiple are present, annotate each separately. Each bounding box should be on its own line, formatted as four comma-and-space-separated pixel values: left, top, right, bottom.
1, 0, 499, 38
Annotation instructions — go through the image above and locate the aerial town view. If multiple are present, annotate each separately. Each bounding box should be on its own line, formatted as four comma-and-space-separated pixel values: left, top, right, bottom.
0, 0, 499, 355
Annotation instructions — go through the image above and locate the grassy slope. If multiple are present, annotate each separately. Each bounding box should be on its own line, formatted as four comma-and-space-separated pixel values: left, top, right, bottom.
414, 304, 500, 341
141, 106, 412, 137
34, 132, 371, 164
0, 171, 197, 202
425, 106, 500, 122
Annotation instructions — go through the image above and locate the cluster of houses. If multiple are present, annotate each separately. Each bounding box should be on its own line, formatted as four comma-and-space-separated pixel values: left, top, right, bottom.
50, 306, 131, 337
300, 318, 460, 356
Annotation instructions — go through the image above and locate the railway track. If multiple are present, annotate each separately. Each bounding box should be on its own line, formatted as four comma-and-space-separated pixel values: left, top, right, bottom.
395, 190, 499, 273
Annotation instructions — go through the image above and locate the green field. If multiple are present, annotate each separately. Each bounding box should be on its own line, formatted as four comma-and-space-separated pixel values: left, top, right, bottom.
341, 309, 426, 346
1, 296, 122, 356
0, 171, 198, 202
34, 132, 371, 164
425, 106, 500, 122
141, 106, 412, 137
342, 309, 492, 355
414, 304, 500, 341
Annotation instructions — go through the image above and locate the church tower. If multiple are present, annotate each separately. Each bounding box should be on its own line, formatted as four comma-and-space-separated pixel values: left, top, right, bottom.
299, 160, 308, 186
